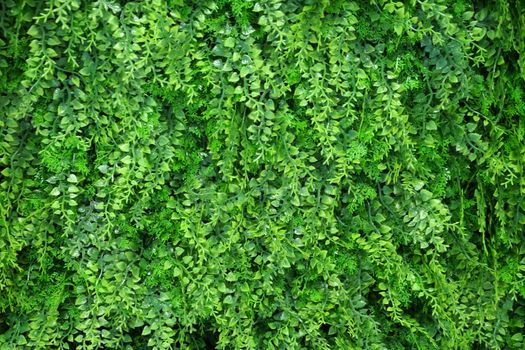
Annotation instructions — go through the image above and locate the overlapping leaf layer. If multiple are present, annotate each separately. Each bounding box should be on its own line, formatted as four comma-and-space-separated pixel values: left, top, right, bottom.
1, 0, 524, 349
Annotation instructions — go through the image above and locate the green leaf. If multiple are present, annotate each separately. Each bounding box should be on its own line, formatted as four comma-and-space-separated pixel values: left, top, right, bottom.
173, 267, 182, 277
426, 121, 437, 130
67, 174, 78, 183
420, 190, 433, 202
27, 25, 40, 37
121, 155, 132, 164
142, 326, 152, 336
224, 37, 235, 48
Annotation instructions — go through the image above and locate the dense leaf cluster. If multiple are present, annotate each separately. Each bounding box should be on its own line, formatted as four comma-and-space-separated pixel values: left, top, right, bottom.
1, 0, 524, 349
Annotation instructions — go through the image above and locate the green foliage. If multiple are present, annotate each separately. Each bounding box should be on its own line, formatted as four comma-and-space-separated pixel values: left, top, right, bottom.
1, 0, 524, 349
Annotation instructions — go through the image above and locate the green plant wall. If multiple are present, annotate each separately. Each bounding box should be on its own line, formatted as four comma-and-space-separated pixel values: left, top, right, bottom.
1, 0, 524, 349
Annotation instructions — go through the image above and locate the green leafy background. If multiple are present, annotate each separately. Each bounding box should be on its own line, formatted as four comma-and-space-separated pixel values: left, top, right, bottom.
1, 0, 524, 349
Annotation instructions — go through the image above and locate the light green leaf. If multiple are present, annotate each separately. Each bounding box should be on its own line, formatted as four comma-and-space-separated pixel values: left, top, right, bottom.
224, 37, 235, 48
